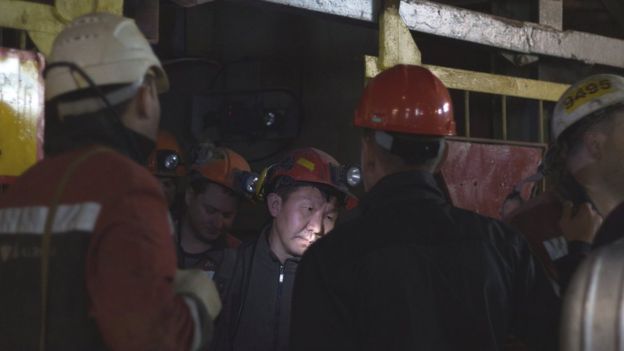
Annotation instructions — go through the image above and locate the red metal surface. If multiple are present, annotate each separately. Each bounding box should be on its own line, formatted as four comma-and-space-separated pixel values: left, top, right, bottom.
440, 140, 543, 219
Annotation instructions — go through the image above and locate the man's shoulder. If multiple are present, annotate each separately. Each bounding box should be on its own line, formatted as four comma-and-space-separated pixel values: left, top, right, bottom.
305, 214, 364, 261
450, 205, 525, 241
42, 147, 152, 183
3, 147, 160, 207
79, 147, 156, 183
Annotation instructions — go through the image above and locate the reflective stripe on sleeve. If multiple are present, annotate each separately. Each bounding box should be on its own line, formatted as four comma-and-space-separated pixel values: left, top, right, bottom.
543, 235, 569, 260
0, 203, 101, 235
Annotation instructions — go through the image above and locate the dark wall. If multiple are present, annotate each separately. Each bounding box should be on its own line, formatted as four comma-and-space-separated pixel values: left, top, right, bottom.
156, 1, 378, 237
153, 0, 624, 237
158, 1, 376, 168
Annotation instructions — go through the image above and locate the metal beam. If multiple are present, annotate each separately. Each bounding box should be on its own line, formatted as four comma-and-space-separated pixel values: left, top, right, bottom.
365, 55, 569, 101
262, 0, 624, 69
0, 2, 63, 34
363, 1, 569, 102
261, 0, 378, 22
539, 0, 562, 30
0, 0, 123, 55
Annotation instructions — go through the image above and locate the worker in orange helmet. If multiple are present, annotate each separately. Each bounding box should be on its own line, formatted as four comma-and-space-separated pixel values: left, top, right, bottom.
211, 147, 357, 351
290, 65, 560, 351
147, 130, 186, 214
176, 147, 255, 273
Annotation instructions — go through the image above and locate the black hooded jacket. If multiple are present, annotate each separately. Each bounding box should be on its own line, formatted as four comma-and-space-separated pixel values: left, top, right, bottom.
291, 170, 560, 351
212, 228, 298, 351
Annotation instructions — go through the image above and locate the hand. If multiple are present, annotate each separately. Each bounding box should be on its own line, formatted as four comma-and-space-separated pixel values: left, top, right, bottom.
559, 202, 603, 244
174, 269, 222, 320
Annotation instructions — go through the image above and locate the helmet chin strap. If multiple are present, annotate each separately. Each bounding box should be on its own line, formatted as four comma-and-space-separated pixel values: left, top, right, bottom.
55, 78, 143, 117
44, 61, 155, 165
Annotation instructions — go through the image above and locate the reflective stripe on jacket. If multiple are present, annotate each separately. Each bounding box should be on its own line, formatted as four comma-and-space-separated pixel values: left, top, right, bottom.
0, 146, 206, 351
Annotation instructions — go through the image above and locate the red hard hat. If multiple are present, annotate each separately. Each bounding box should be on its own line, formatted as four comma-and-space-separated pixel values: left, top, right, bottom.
354, 65, 456, 136
147, 130, 186, 177
260, 147, 352, 199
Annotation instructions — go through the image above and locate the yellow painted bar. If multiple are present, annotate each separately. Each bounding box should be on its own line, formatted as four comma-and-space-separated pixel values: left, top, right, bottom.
0, 48, 45, 179
365, 55, 569, 102
0, 0, 123, 55
0, 1, 63, 34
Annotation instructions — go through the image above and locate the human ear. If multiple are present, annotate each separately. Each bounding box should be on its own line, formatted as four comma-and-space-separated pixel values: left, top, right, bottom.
267, 193, 282, 218
583, 132, 607, 160
136, 83, 156, 120
185, 188, 194, 207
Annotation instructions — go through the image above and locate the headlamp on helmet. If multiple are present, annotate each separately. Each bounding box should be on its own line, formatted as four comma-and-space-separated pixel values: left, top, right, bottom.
235, 171, 260, 196
156, 150, 181, 172
254, 148, 359, 203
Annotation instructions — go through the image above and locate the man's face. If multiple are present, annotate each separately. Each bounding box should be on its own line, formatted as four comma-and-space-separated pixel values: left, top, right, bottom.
157, 176, 177, 208
269, 186, 338, 259
185, 183, 239, 243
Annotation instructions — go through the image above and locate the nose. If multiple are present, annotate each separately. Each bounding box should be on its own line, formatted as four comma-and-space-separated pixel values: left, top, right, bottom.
306, 209, 324, 236
210, 213, 225, 230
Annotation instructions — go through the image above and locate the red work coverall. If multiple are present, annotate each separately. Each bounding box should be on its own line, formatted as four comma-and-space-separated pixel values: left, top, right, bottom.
0, 146, 205, 350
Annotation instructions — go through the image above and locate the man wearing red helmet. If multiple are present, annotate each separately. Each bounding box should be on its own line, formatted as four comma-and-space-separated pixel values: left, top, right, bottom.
211, 147, 353, 351
290, 65, 560, 351
177, 147, 251, 273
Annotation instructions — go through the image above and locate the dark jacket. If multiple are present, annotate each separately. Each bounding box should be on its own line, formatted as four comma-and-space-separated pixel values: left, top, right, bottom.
505, 184, 595, 292
213, 228, 298, 351
291, 171, 560, 351
593, 201, 624, 248
175, 224, 241, 273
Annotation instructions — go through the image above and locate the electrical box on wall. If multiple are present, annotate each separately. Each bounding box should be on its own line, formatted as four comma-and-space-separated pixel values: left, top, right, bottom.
190, 89, 301, 144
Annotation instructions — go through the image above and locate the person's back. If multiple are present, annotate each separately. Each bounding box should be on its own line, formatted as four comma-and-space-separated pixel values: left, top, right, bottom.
291, 65, 560, 351
293, 170, 559, 351
0, 147, 181, 349
0, 13, 221, 350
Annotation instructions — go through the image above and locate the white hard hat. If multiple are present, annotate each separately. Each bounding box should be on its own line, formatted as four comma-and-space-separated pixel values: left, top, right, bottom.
45, 12, 169, 103
552, 74, 624, 141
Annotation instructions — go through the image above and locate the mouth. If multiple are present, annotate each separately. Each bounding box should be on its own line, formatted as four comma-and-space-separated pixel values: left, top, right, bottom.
293, 235, 314, 246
